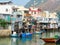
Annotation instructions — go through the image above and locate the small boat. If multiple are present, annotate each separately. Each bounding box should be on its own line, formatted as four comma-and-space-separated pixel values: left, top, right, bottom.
34, 30, 44, 34
26, 33, 32, 37
11, 32, 33, 38
11, 34, 18, 37
21, 33, 32, 38
34, 31, 42, 35
56, 38, 60, 44
35, 31, 41, 33
42, 38, 57, 43
11, 32, 18, 38
21, 33, 26, 38
26, 33, 32, 35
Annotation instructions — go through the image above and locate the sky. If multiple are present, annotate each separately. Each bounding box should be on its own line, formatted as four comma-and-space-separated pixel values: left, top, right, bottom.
0, 0, 30, 6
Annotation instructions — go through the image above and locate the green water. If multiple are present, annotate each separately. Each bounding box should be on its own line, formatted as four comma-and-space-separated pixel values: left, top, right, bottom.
0, 35, 56, 45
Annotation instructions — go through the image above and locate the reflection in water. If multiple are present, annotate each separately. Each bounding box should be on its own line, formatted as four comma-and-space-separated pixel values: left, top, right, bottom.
0, 36, 56, 45
12, 38, 17, 42
11, 37, 32, 45
11, 38, 18, 45
0, 38, 11, 45
21, 38, 26, 43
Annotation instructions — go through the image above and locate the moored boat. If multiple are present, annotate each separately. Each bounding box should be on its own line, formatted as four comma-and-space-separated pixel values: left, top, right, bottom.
42, 38, 57, 43
21, 33, 32, 38
11, 32, 18, 38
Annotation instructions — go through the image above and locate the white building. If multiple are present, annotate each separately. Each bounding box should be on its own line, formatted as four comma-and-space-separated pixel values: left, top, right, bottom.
12, 6, 29, 29
0, 1, 29, 29
29, 7, 58, 28
0, 1, 13, 22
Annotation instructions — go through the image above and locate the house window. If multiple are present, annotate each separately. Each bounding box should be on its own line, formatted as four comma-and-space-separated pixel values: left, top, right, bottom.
6, 9, 8, 12
11, 15, 13, 17
17, 15, 22, 21
34, 12, 36, 14
49, 18, 52, 21
17, 15, 20, 18
13, 9, 17, 12
44, 18, 48, 21
24, 11, 29, 13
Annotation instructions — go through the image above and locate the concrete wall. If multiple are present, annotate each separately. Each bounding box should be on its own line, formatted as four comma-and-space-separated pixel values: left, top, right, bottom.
0, 5, 13, 14
0, 29, 11, 37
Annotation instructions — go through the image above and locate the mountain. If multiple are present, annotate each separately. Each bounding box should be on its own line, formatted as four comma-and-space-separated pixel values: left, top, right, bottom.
25, 0, 47, 8
25, 0, 60, 12
39, 0, 60, 12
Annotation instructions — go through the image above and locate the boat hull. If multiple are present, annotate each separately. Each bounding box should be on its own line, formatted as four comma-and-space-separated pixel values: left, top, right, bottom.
11, 35, 18, 38
42, 38, 57, 43
11, 33, 33, 38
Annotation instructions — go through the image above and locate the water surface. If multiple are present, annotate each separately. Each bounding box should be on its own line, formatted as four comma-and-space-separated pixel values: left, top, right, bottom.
0, 35, 57, 45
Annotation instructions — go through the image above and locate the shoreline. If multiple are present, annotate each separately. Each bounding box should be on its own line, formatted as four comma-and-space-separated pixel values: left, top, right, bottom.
0, 29, 11, 37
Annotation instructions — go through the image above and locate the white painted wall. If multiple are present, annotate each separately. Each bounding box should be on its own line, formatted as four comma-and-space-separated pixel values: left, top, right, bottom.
18, 6, 29, 21
44, 11, 49, 18
0, 5, 13, 14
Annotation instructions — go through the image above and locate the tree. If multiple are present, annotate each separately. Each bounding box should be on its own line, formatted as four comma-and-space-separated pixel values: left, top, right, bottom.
0, 19, 8, 29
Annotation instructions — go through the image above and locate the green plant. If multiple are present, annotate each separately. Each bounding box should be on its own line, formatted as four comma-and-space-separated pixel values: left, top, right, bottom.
0, 19, 8, 28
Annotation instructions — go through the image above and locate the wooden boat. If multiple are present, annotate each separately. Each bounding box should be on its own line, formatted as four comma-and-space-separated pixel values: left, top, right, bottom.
42, 38, 57, 43
41, 28, 58, 43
